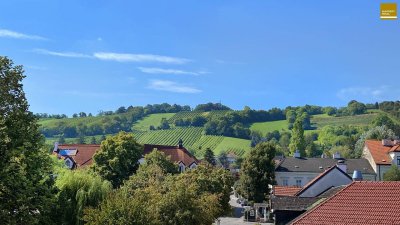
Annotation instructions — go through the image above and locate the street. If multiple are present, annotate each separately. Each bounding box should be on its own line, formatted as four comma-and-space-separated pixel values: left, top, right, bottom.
216, 194, 273, 225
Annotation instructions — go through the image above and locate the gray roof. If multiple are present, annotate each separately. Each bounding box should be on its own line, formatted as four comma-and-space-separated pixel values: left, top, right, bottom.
270, 196, 321, 211
271, 185, 346, 212
275, 157, 375, 175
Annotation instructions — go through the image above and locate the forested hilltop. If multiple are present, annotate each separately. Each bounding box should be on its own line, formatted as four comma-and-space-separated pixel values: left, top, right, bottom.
38, 101, 400, 158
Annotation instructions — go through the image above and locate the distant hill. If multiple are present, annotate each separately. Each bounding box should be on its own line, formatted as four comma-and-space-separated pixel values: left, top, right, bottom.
39, 101, 400, 158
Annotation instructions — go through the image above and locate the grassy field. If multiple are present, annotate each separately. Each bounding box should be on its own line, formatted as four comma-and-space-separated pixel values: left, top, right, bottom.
310, 113, 377, 128
44, 134, 114, 145
250, 120, 288, 135
168, 110, 230, 122
132, 113, 176, 131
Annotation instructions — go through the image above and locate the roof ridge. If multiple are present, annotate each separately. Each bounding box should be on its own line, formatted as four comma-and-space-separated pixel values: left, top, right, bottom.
290, 182, 356, 224
295, 165, 351, 196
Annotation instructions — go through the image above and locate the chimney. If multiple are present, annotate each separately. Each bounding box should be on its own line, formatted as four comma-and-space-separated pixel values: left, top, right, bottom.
336, 160, 347, 173
178, 139, 183, 148
382, 139, 394, 147
294, 150, 301, 158
352, 170, 363, 181
53, 142, 59, 153
332, 152, 341, 159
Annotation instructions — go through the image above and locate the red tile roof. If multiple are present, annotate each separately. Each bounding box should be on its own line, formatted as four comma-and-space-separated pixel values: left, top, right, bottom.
55, 143, 199, 169
143, 144, 199, 166
291, 181, 400, 225
364, 140, 393, 165
57, 144, 100, 167
273, 186, 302, 196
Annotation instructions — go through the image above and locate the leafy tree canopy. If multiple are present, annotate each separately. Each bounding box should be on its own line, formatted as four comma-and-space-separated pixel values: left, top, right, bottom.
383, 165, 400, 181
203, 148, 216, 166
54, 169, 112, 225
0, 56, 55, 224
85, 164, 232, 225
238, 142, 276, 203
92, 131, 143, 188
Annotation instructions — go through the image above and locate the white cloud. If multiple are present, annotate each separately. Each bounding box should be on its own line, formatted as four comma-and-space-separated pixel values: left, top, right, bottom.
0, 29, 47, 40
138, 67, 204, 76
94, 52, 190, 64
148, 79, 201, 93
337, 86, 400, 101
32, 49, 191, 65
33, 49, 92, 58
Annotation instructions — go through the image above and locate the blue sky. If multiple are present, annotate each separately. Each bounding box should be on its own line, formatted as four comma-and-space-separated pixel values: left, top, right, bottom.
0, 0, 399, 115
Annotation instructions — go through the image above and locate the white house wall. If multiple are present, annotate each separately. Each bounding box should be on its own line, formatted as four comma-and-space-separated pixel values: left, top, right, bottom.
363, 145, 378, 173
298, 169, 352, 197
275, 172, 319, 187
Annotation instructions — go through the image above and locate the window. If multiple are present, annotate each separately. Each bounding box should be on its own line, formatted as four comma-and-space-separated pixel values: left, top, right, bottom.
397, 156, 400, 166
296, 179, 302, 187
283, 179, 288, 186
179, 163, 185, 173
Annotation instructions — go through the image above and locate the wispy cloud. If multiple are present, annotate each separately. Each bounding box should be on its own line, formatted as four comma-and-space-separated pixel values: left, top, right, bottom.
148, 79, 201, 93
33, 49, 92, 58
337, 86, 400, 101
215, 59, 246, 65
138, 67, 206, 76
32, 49, 191, 65
0, 29, 47, 40
94, 52, 190, 64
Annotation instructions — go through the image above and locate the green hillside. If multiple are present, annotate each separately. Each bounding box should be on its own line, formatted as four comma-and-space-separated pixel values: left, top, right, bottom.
134, 127, 203, 147
311, 113, 377, 128
214, 137, 251, 156
168, 110, 230, 122
39, 103, 396, 160
132, 113, 176, 131
250, 120, 288, 135
249, 113, 380, 135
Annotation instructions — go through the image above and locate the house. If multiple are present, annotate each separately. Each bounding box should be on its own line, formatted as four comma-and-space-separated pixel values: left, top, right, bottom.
275, 151, 376, 187
142, 140, 199, 172
295, 165, 352, 197
363, 139, 400, 180
53, 139, 199, 172
270, 165, 352, 224
290, 181, 400, 224
53, 143, 100, 169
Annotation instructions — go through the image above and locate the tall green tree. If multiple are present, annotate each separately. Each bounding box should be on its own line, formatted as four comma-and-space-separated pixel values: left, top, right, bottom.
85, 164, 225, 225
140, 149, 178, 174
92, 131, 143, 188
218, 151, 229, 168
90, 136, 97, 144
58, 135, 66, 144
239, 142, 276, 203
383, 165, 400, 181
289, 117, 306, 156
0, 56, 55, 224
347, 100, 366, 115
54, 169, 112, 225
372, 113, 400, 135
203, 148, 216, 166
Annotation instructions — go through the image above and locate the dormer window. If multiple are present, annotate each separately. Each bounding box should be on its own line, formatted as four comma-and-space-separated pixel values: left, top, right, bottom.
178, 162, 185, 173
65, 158, 74, 169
